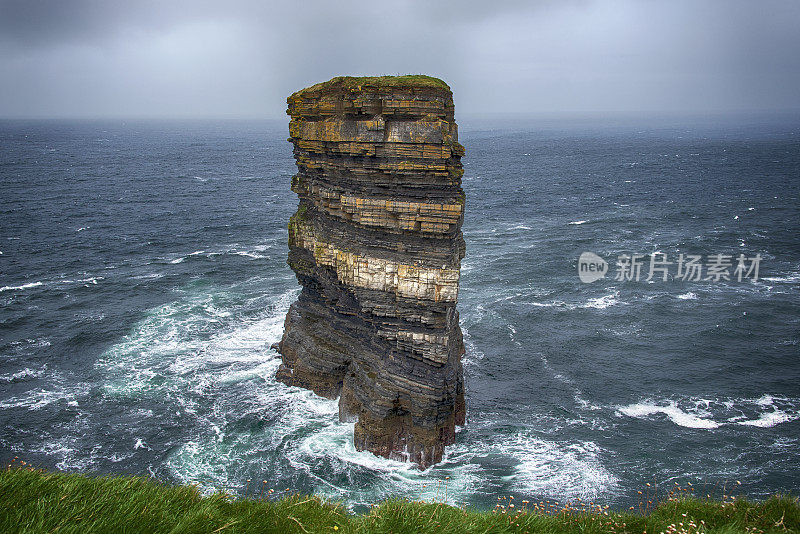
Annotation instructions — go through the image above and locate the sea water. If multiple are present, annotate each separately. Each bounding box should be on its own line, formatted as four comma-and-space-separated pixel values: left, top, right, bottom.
1, 117, 798, 509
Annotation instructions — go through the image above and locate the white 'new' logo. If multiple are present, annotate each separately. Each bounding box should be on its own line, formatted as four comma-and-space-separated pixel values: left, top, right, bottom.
578, 252, 608, 283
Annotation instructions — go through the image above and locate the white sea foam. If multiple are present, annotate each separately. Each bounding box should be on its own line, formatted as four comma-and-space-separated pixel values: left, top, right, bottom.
0, 383, 87, 411
56, 276, 103, 285
232, 251, 267, 259
528, 293, 621, 311
280, 416, 454, 506
761, 273, 800, 284
95, 278, 622, 506
0, 277, 105, 293
617, 401, 720, 429
283, 419, 616, 505
98, 287, 296, 397
0, 281, 43, 292
9, 338, 51, 350
170, 250, 207, 264
459, 325, 485, 367
106, 280, 614, 505
95, 283, 299, 490
755, 394, 774, 406
170, 248, 269, 264
676, 292, 697, 300
617, 395, 800, 430
581, 294, 620, 309
738, 410, 797, 428
734, 395, 800, 427
0, 366, 46, 383
132, 272, 164, 280
499, 435, 617, 499
35, 438, 93, 471
568, 220, 587, 225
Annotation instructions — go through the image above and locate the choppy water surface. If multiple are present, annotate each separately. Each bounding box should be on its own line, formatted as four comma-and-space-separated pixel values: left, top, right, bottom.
1, 118, 798, 509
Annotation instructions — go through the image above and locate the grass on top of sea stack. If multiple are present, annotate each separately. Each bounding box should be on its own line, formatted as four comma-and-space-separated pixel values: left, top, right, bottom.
292, 75, 451, 97
1, 465, 799, 533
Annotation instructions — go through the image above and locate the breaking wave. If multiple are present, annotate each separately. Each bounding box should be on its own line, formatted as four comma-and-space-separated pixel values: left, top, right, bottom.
616, 395, 800, 429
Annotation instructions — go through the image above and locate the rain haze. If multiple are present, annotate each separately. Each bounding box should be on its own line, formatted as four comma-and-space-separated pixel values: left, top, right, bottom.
2, 0, 800, 119
3, 0, 800, 519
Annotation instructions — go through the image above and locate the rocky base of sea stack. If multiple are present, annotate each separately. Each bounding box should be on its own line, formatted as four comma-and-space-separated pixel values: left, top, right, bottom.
275, 76, 466, 468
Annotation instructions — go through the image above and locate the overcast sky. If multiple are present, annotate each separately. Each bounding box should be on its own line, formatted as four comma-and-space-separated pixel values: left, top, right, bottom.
1, 0, 799, 119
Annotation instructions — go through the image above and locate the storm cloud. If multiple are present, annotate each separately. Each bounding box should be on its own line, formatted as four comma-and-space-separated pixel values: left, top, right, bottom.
1, 0, 799, 118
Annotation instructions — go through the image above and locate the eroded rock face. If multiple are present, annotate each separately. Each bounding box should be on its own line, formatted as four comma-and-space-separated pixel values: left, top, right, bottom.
275, 76, 466, 468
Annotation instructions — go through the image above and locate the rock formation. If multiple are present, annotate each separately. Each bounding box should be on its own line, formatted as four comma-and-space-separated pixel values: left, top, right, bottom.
275, 75, 466, 468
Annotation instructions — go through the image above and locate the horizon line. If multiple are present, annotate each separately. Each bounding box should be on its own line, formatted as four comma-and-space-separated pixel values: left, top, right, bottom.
1, 108, 800, 122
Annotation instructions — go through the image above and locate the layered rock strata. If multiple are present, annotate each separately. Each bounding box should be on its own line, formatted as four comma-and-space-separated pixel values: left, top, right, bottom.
275, 76, 466, 468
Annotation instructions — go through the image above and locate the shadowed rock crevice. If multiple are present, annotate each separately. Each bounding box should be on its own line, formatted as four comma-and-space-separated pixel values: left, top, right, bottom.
275, 76, 466, 468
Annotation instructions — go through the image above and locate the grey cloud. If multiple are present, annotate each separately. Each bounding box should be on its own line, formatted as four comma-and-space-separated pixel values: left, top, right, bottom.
0, 0, 798, 118
0, 1, 197, 48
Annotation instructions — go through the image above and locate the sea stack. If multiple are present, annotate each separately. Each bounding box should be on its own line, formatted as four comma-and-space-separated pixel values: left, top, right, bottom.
275, 75, 466, 469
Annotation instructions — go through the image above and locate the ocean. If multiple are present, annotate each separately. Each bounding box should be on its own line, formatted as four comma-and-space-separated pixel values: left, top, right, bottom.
1, 117, 798, 510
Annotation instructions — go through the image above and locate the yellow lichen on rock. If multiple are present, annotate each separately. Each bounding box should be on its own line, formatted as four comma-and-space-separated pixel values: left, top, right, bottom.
292, 219, 459, 302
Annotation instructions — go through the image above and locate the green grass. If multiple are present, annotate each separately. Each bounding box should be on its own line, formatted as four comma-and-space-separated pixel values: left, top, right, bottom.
1, 466, 798, 533
292, 75, 451, 97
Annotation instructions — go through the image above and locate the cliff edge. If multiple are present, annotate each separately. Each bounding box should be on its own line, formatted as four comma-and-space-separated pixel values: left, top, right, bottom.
275, 75, 466, 468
